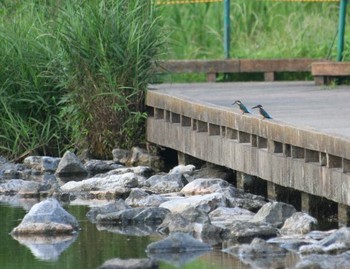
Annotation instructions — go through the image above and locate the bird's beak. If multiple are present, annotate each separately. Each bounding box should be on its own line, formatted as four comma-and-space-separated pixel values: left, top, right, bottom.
232, 102, 237, 105
251, 105, 258, 109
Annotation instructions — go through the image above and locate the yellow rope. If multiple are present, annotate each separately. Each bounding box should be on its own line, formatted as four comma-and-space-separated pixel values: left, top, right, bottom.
156, 0, 222, 4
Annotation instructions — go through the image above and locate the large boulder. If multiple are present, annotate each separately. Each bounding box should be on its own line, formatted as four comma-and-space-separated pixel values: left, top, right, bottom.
99, 258, 158, 269
97, 207, 170, 225
251, 202, 296, 227
159, 193, 227, 214
11, 198, 79, 235
209, 206, 254, 227
129, 147, 163, 171
55, 151, 88, 178
280, 212, 318, 235
295, 252, 350, 269
146, 232, 212, 253
112, 148, 131, 164
146, 173, 188, 193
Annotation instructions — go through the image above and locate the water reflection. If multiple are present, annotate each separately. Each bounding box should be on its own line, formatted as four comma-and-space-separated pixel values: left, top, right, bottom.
11, 234, 78, 261
148, 250, 210, 267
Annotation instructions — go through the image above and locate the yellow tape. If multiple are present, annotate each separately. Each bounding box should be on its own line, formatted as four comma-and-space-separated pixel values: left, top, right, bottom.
156, 0, 222, 4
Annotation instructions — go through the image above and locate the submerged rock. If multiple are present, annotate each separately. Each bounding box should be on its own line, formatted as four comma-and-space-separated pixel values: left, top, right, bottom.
11, 198, 79, 235
146, 232, 212, 253
97, 207, 170, 225
86, 200, 131, 223
99, 258, 158, 269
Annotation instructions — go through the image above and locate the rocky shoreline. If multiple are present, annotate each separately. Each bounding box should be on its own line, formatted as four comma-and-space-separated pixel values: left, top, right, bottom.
1, 148, 350, 268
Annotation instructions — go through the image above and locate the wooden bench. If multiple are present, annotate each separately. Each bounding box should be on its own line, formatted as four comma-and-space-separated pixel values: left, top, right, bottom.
312, 62, 350, 85
156, 58, 327, 82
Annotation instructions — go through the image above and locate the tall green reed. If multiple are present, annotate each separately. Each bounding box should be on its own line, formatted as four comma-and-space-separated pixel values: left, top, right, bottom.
57, 0, 164, 158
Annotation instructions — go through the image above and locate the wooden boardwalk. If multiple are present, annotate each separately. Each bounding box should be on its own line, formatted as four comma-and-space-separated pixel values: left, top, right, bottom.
146, 81, 350, 225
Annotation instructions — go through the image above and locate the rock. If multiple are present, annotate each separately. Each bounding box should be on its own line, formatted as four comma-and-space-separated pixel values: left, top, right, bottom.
251, 202, 296, 227
129, 147, 163, 171
112, 148, 131, 164
295, 251, 350, 269
146, 232, 212, 253
226, 220, 278, 242
86, 200, 131, 223
169, 164, 195, 175
299, 227, 350, 255
146, 173, 188, 193
159, 193, 227, 214
280, 212, 318, 235
227, 195, 267, 212
55, 151, 88, 177
209, 207, 254, 227
181, 178, 231, 195
61, 172, 138, 192
0, 179, 26, 194
97, 207, 170, 225
84, 160, 123, 175
106, 166, 154, 178
99, 258, 158, 269
125, 189, 169, 207
0, 161, 26, 180
11, 198, 79, 235
157, 208, 227, 242
97, 223, 159, 237
23, 156, 61, 173
224, 238, 288, 269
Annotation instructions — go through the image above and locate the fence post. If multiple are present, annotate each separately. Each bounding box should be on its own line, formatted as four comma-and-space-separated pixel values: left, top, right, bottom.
224, 0, 230, 59
337, 0, 348, 61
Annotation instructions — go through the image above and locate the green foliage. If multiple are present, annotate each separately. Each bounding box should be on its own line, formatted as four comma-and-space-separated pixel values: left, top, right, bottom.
56, 0, 163, 158
0, 0, 164, 159
161, 1, 341, 60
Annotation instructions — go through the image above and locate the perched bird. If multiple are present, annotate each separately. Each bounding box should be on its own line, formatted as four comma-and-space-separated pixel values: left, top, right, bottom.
232, 100, 250, 114
251, 104, 272, 119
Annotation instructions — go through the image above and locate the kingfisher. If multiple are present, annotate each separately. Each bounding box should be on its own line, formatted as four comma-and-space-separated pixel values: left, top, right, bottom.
232, 100, 250, 114
251, 104, 272, 119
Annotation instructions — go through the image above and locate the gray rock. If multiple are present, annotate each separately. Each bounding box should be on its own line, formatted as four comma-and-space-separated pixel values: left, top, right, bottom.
146, 232, 212, 253
97, 207, 170, 225
181, 178, 231, 195
11, 198, 79, 235
125, 189, 169, 207
226, 220, 278, 242
224, 238, 288, 269
112, 148, 131, 164
146, 173, 188, 193
55, 151, 88, 177
295, 251, 350, 269
99, 258, 158, 269
280, 212, 318, 235
159, 193, 227, 214
86, 200, 131, 223
0, 179, 26, 194
129, 147, 163, 171
84, 160, 123, 175
97, 223, 159, 237
23, 156, 61, 173
61, 172, 138, 192
251, 202, 296, 227
299, 227, 350, 255
209, 207, 254, 227
169, 164, 195, 175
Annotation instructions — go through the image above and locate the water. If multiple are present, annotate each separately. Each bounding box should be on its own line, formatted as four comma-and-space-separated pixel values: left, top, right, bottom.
0, 199, 250, 269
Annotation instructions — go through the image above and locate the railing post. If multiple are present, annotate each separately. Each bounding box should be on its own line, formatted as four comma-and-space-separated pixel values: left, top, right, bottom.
337, 0, 348, 62
224, 0, 230, 59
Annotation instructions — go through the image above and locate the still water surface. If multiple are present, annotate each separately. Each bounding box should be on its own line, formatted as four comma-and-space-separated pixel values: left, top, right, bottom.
0, 200, 251, 269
